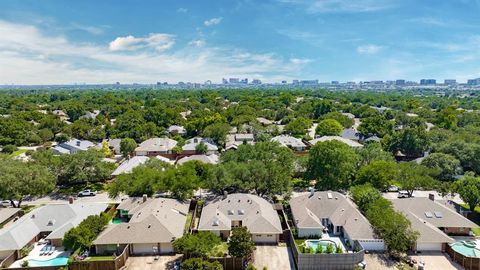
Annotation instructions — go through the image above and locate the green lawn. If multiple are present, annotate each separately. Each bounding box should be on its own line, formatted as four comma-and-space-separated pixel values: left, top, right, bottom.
9, 149, 27, 157
86, 256, 115, 261
207, 242, 228, 257
472, 228, 480, 236
460, 204, 480, 213
184, 212, 192, 233
294, 239, 305, 247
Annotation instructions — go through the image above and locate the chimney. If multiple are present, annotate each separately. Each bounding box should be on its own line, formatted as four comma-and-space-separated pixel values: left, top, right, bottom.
223, 191, 228, 199
309, 187, 315, 197
142, 194, 148, 203
68, 196, 74, 204
194, 138, 198, 143
76, 140, 81, 146
429, 193, 435, 201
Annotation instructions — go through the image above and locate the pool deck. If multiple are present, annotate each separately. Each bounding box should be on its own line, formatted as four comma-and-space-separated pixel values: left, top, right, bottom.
9, 243, 69, 268
303, 234, 347, 253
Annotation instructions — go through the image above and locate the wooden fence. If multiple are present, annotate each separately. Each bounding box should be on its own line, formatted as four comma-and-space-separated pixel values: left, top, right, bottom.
445, 244, 480, 270
69, 244, 129, 270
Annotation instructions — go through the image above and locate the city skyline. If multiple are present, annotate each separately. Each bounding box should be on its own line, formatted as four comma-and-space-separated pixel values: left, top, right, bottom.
0, 0, 480, 84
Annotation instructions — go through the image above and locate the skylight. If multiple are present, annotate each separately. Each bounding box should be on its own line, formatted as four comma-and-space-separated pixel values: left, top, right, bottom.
424, 211, 433, 218
434, 211, 443, 218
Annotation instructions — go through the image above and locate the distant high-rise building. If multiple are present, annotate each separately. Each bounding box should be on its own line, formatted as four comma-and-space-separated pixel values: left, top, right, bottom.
229, 78, 239, 84
281, 80, 287, 84
467, 78, 480, 86
252, 79, 262, 84
420, 79, 436, 85
444, 79, 456, 85
115, 82, 120, 85
204, 80, 212, 85
395, 80, 406, 86
300, 80, 318, 85
240, 78, 248, 84
222, 78, 228, 84
331, 81, 339, 85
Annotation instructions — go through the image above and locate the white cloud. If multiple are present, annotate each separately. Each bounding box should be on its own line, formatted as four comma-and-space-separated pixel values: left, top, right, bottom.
177, 7, 188, 13
278, 0, 395, 13
357, 44, 383, 55
290, 58, 312, 65
109, 33, 175, 52
189, 39, 206, 47
0, 20, 306, 84
204, 17, 223, 26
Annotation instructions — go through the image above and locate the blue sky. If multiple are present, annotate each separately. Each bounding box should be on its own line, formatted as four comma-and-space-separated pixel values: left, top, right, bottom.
0, 0, 479, 84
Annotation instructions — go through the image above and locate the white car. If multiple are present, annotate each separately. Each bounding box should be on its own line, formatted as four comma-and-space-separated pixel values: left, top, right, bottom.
77, 190, 97, 197
398, 191, 410, 198
387, 185, 399, 192
1, 200, 11, 207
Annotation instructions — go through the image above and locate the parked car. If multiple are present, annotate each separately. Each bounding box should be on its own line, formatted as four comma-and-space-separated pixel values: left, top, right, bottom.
78, 190, 96, 197
1, 200, 17, 207
398, 191, 409, 198
387, 185, 399, 192
357, 261, 366, 269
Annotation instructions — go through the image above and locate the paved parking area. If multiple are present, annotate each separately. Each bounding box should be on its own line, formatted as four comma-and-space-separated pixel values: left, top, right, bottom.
125, 255, 182, 270
253, 245, 296, 270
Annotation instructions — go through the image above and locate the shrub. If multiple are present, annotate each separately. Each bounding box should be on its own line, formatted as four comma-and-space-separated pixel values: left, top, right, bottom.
180, 258, 223, 270
63, 213, 110, 252
326, 243, 334, 254
173, 231, 221, 258
2, 144, 17, 154
228, 227, 255, 258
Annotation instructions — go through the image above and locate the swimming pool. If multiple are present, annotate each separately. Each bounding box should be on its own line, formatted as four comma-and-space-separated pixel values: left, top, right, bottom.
305, 239, 339, 253
27, 257, 69, 267
450, 241, 480, 258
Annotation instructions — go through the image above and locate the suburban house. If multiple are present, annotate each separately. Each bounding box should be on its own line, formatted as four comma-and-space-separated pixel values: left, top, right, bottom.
290, 191, 385, 251
135, 138, 178, 157
309, 136, 363, 148
182, 137, 218, 155
111, 156, 149, 176
197, 193, 283, 244
177, 154, 219, 165
340, 128, 361, 142
225, 133, 254, 150
93, 197, 190, 255
80, 110, 100, 120
52, 139, 96, 154
52, 110, 69, 122
0, 203, 108, 260
390, 197, 478, 251
256, 117, 273, 126
167, 125, 186, 135
0, 208, 20, 228
107, 138, 122, 155
271, 135, 307, 152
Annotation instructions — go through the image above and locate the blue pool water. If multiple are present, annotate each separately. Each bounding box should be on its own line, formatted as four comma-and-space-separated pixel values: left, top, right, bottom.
27, 257, 69, 267
451, 242, 480, 258
305, 239, 338, 253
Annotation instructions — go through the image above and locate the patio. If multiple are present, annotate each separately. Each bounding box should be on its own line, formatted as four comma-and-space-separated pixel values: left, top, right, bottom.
9, 242, 70, 268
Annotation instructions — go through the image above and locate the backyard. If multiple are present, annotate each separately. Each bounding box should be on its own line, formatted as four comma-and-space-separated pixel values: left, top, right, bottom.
294, 235, 348, 254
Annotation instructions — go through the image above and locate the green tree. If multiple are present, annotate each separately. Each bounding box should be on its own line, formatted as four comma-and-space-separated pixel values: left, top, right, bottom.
228, 227, 255, 258
386, 128, 430, 158
396, 162, 437, 197
0, 158, 55, 207
350, 184, 383, 212
120, 138, 137, 158
284, 117, 312, 137
357, 142, 394, 166
195, 141, 208, 154
421, 153, 461, 181
356, 160, 397, 190
319, 112, 354, 128
2, 144, 17, 154
57, 149, 115, 185
306, 140, 359, 190
173, 231, 222, 258
358, 115, 393, 137
454, 174, 480, 211
203, 122, 231, 146
63, 213, 110, 251
315, 119, 343, 137
180, 258, 223, 270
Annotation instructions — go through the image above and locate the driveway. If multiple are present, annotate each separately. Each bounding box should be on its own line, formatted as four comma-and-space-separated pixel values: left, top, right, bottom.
365, 252, 463, 270
254, 245, 296, 270
125, 255, 182, 270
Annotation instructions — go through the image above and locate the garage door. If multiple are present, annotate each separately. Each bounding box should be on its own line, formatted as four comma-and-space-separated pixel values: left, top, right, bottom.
160, 243, 173, 253
132, 243, 157, 255
417, 242, 442, 251
252, 234, 278, 244
358, 240, 385, 251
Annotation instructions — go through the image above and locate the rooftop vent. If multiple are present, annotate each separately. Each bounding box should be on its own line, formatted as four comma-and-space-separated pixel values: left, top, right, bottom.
213, 220, 219, 226
47, 220, 55, 226
238, 209, 245, 215
148, 224, 151, 228
228, 210, 234, 215
327, 193, 333, 199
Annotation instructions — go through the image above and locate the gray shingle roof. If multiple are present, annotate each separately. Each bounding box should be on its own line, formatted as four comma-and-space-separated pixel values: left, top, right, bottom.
0, 203, 108, 251
391, 198, 477, 243
0, 208, 20, 224
177, 154, 219, 165
135, 138, 178, 153
271, 135, 306, 148
290, 192, 377, 240
111, 156, 149, 176
198, 193, 282, 234
93, 198, 189, 245
309, 136, 363, 148
182, 137, 218, 152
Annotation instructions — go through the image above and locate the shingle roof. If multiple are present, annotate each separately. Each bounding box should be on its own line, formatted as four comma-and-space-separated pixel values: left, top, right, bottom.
198, 193, 282, 234
182, 137, 218, 152
0, 208, 20, 224
111, 156, 149, 176
391, 198, 478, 232
290, 192, 377, 240
93, 198, 189, 245
0, 203, 108, 251
309, 136, 363, 148
271, 135, 306, 148
168, 125, 186, 134
177, 154, 219, 165
135, 138, 178, 153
